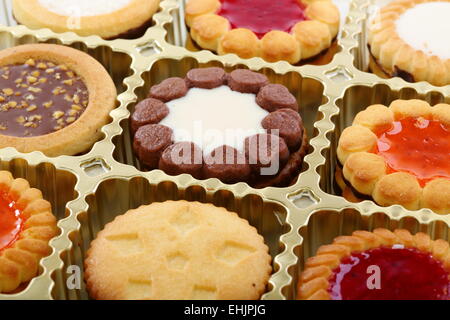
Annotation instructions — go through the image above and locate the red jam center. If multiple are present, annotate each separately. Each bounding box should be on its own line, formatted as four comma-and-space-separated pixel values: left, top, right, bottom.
328, 247, 450, 300
217, 0, 307, 38
0, 191, 23, 251
376, 117, 450, 186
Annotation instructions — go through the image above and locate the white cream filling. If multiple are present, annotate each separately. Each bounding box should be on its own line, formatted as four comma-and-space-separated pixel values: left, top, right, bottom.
395, 2, 450, 60
38, 0, 133, 17
160, 86, 269, 155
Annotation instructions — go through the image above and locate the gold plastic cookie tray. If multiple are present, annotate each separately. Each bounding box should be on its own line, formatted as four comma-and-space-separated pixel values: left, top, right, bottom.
0, 0, 449, 300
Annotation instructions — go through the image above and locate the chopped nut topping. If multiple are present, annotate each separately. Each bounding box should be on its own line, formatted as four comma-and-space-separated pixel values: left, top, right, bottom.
16, 116, 25, 124
43, 101, 53, 108
28, 87, 42, 93
25, 94, 35, 101
52, 87, 63, 95
29, 115, 42, 121
66, 117, 76, 123
24, 121, 35, 128
2, 88, 13, 96
25, 58, 35, 66
68, 109, 78, 116
53, 111, 65, 119
8, 101, 17, 108
26, 105, 37, 112
0, 59, 89, 136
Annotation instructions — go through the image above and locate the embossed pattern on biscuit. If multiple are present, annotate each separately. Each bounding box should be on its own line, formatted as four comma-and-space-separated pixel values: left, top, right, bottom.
84, 201, 272, 300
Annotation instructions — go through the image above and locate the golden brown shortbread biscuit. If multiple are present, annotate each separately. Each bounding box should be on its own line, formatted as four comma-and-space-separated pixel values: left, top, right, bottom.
85, 200, 272, 300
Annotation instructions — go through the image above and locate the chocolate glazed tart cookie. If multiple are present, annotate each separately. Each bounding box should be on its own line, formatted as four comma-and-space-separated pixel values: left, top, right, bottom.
0, 44, 116, 156
368, 0, 450, 86
337, 100, 450, 214
131, 67, 308, 188
185, 0, 340, 64
298, 229, 450, 300
12, 0, 160, 39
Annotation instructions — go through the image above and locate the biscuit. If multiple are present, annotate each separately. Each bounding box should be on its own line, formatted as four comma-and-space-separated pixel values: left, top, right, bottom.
298, 228, 450, 300
85, 200, 272, 300
0, 170, 57, 293
337, 100, 450, 214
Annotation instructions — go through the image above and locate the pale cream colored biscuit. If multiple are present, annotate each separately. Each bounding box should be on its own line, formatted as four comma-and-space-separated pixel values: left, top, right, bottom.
85, 200, 272, 300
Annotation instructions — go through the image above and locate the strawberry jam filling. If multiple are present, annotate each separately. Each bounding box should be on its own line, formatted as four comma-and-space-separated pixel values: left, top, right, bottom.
217, 0, 307, 39
328, 247, 450, 300
0, 191, 23, 251
376, 117, 450, 186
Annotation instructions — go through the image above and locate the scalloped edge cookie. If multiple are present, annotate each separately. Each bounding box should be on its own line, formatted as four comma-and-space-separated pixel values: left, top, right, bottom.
368, 0, 450, 87
0, 170, 57, 293
337, 100, 450, 214
185, 0, 339, 64
297, 228, 450, 300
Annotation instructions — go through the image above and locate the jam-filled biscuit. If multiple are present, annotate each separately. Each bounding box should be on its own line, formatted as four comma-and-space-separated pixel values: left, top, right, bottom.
186, 0, 340, 64
298, 229, 450, 300
0, 171, 58, 293
337, 100, 450, 214
368, 0, 450, 86
130, 67, 309, 188
13, 0, 160, 39
0, 44, 116, 156
85, 200, 272, 300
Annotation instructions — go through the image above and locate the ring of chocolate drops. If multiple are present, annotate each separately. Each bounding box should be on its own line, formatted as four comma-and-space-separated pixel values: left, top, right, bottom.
131, 67, 309, 188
